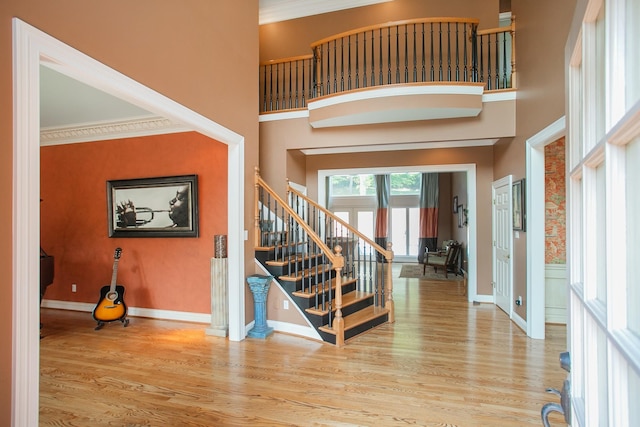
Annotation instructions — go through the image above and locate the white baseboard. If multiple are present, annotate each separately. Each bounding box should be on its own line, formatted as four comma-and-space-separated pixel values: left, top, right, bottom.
512, 310, 527, 333
473, 294, 495, 304
41, 299, 211, 324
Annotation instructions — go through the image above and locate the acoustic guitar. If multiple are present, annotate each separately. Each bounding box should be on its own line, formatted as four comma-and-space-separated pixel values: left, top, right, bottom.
92, 247, 129, 329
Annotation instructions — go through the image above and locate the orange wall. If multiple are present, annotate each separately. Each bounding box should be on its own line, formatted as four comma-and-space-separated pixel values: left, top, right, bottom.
40, 132, 228, 313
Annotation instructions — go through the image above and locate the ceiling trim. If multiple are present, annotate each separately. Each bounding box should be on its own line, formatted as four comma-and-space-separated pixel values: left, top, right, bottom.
300, 139, 498, 155
259, 0, 394, 25
40, 116, 190, 146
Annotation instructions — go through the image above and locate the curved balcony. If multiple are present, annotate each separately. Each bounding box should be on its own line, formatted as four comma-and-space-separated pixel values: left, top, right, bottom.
259, 17, 516, 127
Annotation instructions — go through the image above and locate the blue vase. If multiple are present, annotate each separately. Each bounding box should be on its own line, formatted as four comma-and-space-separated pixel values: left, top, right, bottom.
247, 274, 274, 339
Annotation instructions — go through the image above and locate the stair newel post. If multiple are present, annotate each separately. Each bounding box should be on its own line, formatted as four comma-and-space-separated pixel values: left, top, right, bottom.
254, 167, 261, 248
332, 245, 345, 347
385, 242, 395, 323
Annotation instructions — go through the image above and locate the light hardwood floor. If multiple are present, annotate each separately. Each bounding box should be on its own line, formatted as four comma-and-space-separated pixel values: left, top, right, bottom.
40, 264, 567, 426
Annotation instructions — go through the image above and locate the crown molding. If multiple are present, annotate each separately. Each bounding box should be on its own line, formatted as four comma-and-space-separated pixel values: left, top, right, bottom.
40, 116, 190, 146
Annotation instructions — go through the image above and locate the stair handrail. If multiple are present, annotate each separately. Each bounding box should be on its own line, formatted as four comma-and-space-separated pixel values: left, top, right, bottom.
255, 173, 342, 269
287, 185, 393, 262
255, 170, 346, 345
309, 17, 480, 49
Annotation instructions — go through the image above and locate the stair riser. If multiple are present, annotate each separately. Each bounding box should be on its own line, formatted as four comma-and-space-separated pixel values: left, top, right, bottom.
291, 281, 356, 308
305, 294, 375, 328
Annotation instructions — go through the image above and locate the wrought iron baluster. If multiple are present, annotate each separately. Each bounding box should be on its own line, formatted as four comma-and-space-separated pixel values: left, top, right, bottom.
455, 23, 460, 81
412, 24, 417, 82
355, 33, 360, 89
340, 37, 345, 92
438, 22, 443, 81
387, 26, 392, 84
333, 39, 337, 94
326, 43, 331, 94
421, 23, 426, 81
447, 22, 452, 81
395, 25, 400, 83
463, 23, 468, 82
487, 34, 492, 90
495, 32, 500, 89
363, 31, 367, 87
502, 31, 508, 88
379, 28, 384, 85
404, 24, 409, 83
430, 23, 435, 81
348, 35, 352, 90
371, 30, 375, 87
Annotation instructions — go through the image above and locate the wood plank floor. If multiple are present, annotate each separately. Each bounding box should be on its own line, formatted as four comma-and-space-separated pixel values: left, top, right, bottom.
40, 263, 567, 426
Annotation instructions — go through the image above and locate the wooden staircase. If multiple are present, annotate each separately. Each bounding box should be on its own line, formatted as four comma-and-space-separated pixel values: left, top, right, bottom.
254, 170, 394, 346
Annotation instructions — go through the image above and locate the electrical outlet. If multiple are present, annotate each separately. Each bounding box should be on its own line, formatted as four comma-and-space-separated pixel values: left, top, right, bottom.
71, 283, 77, 293
283, 300, 289, 310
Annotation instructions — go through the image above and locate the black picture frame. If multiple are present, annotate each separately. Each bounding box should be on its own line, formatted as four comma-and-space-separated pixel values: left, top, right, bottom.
107, 175, 199, 238
457, 204, 464, 228
512, 178, 526, 231
453, 196, 459, 213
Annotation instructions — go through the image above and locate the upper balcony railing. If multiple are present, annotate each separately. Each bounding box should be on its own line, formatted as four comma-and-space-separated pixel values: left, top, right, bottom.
259, 17, 515, 114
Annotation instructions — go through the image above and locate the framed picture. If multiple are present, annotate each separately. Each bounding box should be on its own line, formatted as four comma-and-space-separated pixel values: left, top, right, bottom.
453, 196, 459, 213
512, 178, 526, 231
107, 175, 199, 238
457, 204, 464, 228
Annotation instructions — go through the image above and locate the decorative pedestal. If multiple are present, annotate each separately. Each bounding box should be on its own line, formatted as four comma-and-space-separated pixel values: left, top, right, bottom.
206, 235, 228, 337
246, 274, 274, 339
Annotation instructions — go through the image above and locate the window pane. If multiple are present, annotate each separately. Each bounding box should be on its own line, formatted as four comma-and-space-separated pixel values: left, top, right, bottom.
332, 211, 349, 236
570, 176, 583, 285
630, 366, 640, 426
595, 6, 606, 139
626, 0, 640, 109
357, 211, 374, 254
391, 208, 407, 256
408, 208, 420, 256
390, 172, 420, 195
595, 163, 607, 305
596, 328, 609, 425
627, 137, 640, 337
329, 174, 375, 197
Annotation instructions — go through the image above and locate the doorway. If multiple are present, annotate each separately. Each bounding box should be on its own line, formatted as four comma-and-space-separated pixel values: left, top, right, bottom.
12, 18, 245, 423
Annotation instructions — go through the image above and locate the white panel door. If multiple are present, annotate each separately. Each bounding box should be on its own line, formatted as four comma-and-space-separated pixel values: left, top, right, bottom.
493, 178, 512, 315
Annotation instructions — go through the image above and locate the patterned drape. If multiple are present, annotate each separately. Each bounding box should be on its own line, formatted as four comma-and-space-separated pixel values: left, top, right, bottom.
374, 175, 389, 260
418, 173, 439, 262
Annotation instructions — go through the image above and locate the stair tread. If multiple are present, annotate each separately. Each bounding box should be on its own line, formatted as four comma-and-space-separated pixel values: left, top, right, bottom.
278, 264, 331, 282
291, 277, 357, 298
265, 253, 321, 267
318, 305, 389, 335
304, 290, 373, 316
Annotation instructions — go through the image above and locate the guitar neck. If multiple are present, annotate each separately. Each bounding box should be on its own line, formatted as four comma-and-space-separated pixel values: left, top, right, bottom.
109, 259, 119, 292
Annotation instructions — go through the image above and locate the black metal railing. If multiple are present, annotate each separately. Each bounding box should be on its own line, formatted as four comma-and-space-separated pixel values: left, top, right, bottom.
259, 54, 314, 113
259, 17, 516, 113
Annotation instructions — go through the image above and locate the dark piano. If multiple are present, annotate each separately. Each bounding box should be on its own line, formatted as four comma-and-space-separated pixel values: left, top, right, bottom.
40, 248, 54, 302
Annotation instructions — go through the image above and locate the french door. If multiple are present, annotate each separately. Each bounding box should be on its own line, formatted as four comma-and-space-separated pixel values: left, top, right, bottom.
567, 0, 640, 424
